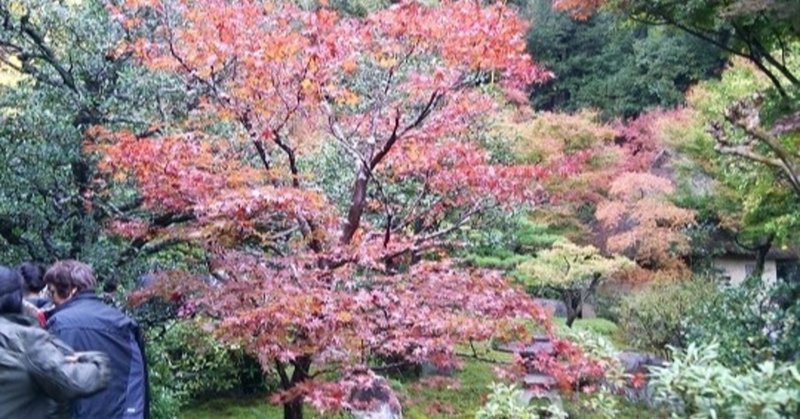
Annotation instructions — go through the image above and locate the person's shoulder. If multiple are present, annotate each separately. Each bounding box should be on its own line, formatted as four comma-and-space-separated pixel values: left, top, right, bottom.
0, 316, 50, 348
50, 296, 133, 328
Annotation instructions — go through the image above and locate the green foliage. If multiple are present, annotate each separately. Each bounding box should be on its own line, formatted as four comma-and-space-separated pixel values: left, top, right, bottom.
685, 272, 800, 367
475, 382, 567, 419
463, 216, 563, 271
567, 392, 621, 419
571, 318, 620, 339
672, 55, 800, 253
651, 342, 800, 418
606, 0, 800, 96
525, 0, 725, 119
616, 279, 716, 354
0, 0, 190, 284
149, 357, 186, 419
514, 240, 632, 292
147, 318, 272, 417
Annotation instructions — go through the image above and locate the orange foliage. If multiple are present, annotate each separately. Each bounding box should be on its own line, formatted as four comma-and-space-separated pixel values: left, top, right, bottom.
596, 172, 695, 272
552, 0, 606, 20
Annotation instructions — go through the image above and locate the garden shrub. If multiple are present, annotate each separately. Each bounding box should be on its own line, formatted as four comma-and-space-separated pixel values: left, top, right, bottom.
651, 342, 800, 418
685, 273, 800, 366
594, 286, 623, 324
616, 279, 715, 354
147, 317, 273, 417
148, 354, 186, 419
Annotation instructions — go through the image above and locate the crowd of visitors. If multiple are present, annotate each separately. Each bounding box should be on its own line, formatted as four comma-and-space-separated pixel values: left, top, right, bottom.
0, 260, 149, 418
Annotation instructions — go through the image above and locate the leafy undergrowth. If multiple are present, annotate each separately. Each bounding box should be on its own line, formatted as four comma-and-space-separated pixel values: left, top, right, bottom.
180, 323, 649, 418
553, 317, 628, 348
179, 352, 501, 419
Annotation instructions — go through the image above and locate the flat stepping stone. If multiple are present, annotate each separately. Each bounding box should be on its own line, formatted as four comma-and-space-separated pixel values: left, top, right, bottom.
497, 336, 554, 357
523, 373, 556, 388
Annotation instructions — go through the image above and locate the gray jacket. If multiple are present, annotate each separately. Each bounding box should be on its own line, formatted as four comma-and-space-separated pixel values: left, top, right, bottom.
0, 314, 111, 419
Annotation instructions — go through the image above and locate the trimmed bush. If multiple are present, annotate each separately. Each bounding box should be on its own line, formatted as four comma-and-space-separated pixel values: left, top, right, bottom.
616, 279, 715, 354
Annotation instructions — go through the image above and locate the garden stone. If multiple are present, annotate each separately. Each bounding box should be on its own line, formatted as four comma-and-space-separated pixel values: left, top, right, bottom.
534, 298, 568, 317
419, 361, 455, 377
497, 335, 555, 357
617, 351, 665, 374
616, 351, 665, 407
347, 371, 403, 419
523, 373, 556, 389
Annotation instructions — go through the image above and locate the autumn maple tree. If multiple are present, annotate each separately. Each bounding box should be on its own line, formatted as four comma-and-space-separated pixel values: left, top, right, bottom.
89, 0, 582, 417
596, 172, 695, 273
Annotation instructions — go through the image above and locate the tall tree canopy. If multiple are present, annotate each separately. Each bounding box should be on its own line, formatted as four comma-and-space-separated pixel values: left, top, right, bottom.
0, 0, 190, 282
526, 0, 725, 119
553, 0, 800, 96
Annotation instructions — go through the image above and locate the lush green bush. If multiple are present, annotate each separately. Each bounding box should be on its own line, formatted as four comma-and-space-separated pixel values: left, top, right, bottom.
651, 342, 800, 418
147, 318, 273, 418
616, 280, 716, 354
463, 216, 563, 272
593, 282, 634, 324
685, 274, 800, 367
148, 356, 185, 419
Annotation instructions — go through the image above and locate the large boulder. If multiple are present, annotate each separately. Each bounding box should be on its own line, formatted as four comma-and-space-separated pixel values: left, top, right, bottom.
534, 298, 567, 317
615, 351, 665, 407
346, 370, 403, 419
617, 351, 665, 374
419, 361, 455, 377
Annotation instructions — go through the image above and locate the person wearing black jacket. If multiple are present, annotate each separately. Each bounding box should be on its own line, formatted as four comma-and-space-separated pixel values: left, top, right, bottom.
44, 260, 150, 419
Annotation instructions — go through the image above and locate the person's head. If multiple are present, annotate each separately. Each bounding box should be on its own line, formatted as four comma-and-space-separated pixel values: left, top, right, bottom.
43, 260, 97, 306
17, 262, 45, 294
0, 265, 24, 314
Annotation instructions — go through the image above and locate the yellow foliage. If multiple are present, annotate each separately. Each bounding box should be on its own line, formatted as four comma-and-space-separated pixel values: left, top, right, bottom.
0, 57, 26, 86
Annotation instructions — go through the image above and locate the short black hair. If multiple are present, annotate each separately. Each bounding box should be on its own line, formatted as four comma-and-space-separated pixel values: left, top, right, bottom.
17, 262, 46, 293
0, 266, 23, 314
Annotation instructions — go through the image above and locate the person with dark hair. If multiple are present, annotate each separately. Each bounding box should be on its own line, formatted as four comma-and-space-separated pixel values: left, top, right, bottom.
44, 260, 150, 419
0, 265, 111, 419
17, 261, 52, 309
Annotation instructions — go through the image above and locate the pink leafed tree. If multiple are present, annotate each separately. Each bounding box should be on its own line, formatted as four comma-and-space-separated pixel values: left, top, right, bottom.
89, 1, 603, 417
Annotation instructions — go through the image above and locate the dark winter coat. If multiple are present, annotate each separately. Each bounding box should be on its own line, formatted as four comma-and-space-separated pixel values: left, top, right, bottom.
47, 292, 150, 419
0, 313, 110, 419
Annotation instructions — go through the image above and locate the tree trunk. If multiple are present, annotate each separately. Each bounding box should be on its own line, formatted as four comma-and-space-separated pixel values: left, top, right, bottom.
564, 290, 581, 328
752, 238, 772, 281
279, 356, 312, 419
283, 399, 303, 419
341, 167, 369, 245
737, 234, 774, 286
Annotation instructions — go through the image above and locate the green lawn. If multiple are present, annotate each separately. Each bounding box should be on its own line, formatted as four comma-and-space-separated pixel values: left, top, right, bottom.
180, 320, 650, 418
